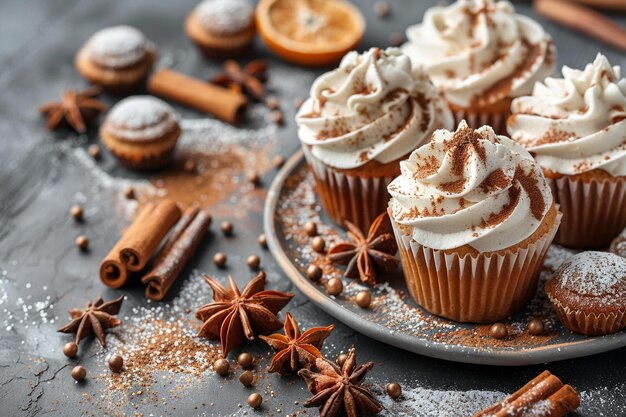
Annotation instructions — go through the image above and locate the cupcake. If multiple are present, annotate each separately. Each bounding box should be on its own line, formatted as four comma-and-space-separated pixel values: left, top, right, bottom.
545, 251, 626, 336
388, 121, 560, 322
508, 54, 626, 248
402, 0, 555, 134
100, 96, 181, 170
185, 0, 256, 58
296, 47, 453, 232
75, 26, 158, 93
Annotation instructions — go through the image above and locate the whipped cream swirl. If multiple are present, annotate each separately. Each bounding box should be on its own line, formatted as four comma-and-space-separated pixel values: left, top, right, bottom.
105, 96, 180, 142
388, 121, 553, 252
296, 47, 453, 170
402, 0, 555, 108
509, 54, 626, 176
84, 26, 155, 69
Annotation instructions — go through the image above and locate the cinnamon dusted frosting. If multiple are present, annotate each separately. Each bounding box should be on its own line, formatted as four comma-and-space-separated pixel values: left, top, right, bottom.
81, 26, 156, 69
402, 0, 555, 109
195, 0, 254, 36
388, 121, 553, 252
509, 54, 626, 176
104, 96, 180, 142
296, 47, 453, 170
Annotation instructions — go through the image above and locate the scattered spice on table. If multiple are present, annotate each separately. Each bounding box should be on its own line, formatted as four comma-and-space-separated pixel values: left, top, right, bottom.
299, 348, 382, 417
211, 59, 269, 101
39, 86, 107, 133
196, 273, 294, 355
260, 312, 334, 375
327, 213, 398, 285
57, 294, 124, 347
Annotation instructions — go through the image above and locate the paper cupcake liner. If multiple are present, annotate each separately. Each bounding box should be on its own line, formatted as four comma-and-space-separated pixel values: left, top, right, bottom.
390, 214, 560, 323
108, 146, 176, 170
548, 174, 626, 248
101, 130, 179, 171
547, 295, 626, 336
450, 107, 509, 136
303, 146, 396, 232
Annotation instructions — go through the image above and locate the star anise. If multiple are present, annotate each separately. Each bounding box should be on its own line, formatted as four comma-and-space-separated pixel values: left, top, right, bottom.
211, 60, 268, 101
39, 86, 107, 133
298, 348, 382, 417
327, 213, 399, 285
196, 273, 294, 356
260, 312, 334, 376
57, 294, 124, 347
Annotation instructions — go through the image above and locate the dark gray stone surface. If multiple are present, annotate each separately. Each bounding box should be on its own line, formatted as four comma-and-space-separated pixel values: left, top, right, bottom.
0, 1, 624, 416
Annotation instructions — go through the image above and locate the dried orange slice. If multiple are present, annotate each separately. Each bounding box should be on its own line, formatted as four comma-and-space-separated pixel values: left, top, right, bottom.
256, 0, 366, 67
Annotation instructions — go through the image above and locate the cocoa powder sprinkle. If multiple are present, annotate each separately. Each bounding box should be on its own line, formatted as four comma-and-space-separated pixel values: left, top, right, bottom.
479, 169, 509, 193
445, 126, 488, 176
514, 168, 546, 221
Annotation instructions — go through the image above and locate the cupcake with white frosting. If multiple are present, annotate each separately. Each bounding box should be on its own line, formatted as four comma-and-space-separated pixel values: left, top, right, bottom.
402, 0, 555, 134
296, 47, 453, 232
101, 96, 181, 170
75, 26, 158, 92
388, 121, 560, 322
508, 54, 626, 248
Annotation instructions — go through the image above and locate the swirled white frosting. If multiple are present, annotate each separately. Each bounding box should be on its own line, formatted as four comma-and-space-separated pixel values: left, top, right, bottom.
195, 0, 254, 36
296, 48, 453, 170
388, 121, 553, 252
83, 26, 155, 69
508, 54, 626, 176
402, 0, 555, 109
104, 96, 180, 142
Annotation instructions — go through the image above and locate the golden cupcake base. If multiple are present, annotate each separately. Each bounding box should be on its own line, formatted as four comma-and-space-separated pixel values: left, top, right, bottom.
390, 205, 561, 323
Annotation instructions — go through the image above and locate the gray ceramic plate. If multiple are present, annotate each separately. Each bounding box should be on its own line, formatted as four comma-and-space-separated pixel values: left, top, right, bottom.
264, 150, 626, 366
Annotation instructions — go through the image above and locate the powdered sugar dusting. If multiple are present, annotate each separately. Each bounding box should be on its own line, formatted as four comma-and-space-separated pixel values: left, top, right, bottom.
554, 251, 626, 297
196, 0, 254, 36
105, 96, 179, 141
380, 385, 504, 416
84, 271, 221, 412
84, 25, 153, 68
70, 145, 155, 221
180, 105, 278, 151
579, 383, 626, 415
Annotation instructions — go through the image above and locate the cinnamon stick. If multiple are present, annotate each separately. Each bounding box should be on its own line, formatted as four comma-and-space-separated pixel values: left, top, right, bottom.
494, 375, 563, 417
148, 69, 247, 124
547, 385, 581, 417
473, 371, 551, 417
99, 202, 156, 288
570, 0, 626, 12
120, 199, 182, 271
535, 0, 626, 53
473, 371, 580, 417
141, 206, 212, 301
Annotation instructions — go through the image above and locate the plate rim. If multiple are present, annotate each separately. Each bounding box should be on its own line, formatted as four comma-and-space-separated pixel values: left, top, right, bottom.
263, 149, 626, 366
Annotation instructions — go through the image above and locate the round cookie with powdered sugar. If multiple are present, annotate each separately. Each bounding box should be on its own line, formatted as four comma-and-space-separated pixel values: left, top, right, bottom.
100, 96, 181, 170
185, 0, 256, 58
75, 25, 157, 92
546, 251, 626, 336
